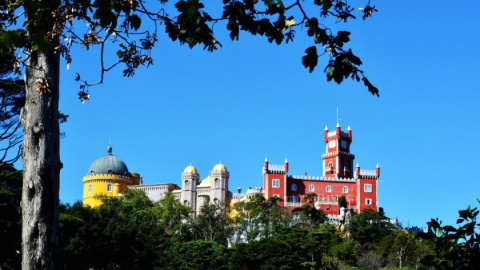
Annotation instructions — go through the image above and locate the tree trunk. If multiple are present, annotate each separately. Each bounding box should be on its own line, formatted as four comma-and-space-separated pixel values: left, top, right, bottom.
20, 15, 61, 269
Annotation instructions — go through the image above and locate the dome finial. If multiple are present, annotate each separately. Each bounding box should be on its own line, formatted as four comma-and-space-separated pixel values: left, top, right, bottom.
107, 145, 112, 155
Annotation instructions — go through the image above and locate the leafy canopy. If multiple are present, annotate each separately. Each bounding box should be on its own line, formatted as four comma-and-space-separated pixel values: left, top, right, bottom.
1, 0, 379, 102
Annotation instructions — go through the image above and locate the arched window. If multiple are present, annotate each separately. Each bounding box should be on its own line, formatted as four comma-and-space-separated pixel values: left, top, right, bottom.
309, 185, 315, 192
326, 185, 331, 192
184, 200, 190, 207
88, 184, 92, 193
328, 162, 333, 167
107, 183, 112, 192
213, 198, 219, 204
291, 184, 297, 191
184, 180, 189, 187
215, 178, 220, 188
343, 186, 348, 193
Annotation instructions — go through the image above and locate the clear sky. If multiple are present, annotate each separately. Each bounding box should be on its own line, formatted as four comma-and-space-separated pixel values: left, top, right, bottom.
46, 1, 480, 228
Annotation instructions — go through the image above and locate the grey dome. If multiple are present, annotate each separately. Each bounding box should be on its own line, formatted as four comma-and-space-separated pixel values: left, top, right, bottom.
87, 151, 129, 176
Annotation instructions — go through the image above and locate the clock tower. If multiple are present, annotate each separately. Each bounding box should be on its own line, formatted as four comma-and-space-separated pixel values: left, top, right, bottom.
322, 123, 355, 178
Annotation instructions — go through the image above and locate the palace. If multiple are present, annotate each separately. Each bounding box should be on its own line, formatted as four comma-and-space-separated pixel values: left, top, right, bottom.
82, 122, 380, 218
82, 146, 232, 213
262, 123, 379, 215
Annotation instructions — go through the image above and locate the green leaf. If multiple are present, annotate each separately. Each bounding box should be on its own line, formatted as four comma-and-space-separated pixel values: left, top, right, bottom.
302, 46, 318, 73
362, 77, 379, 97
127, 15, 142, 31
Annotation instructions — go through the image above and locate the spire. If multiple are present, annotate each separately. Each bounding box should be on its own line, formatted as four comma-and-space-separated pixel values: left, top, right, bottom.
325, 125, 328, 130
376, 163, 379, 168
265, 157, 268, 162
107, 145, 112, 155
356, 163, 359, 167
285, 158, 288, 163
348, 125, 351, 131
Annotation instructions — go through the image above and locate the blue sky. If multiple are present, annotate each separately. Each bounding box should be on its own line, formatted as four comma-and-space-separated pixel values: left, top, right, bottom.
50, 1, 480, 227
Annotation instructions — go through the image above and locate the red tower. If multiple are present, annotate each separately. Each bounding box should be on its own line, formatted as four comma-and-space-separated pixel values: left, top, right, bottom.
262, 122, 380, 215
322, 123, 355, 178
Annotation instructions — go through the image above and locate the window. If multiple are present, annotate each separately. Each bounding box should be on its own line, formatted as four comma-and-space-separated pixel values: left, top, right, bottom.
343, 186, 348, 193
328, 162, 333, 167
215, 178, 220, 188
213, 198, 219, 204
272, 179, 280, 188
364, 184, 372, 193
184, 180, 189, 186
184, 200, 190, 206
107, 183, 112, 192
291, 184, 297, 191
288, 197, 300, 203
88, 184, 92, 193
309, 185, 315, 192
326, 185, 331, 192
326, 207, 331, 211
328, 140, 336, 148
366, 199, 372, 205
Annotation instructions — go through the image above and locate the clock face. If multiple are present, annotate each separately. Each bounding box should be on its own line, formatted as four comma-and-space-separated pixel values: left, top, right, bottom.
341, 140, 347, 148
328, 140, 336, 148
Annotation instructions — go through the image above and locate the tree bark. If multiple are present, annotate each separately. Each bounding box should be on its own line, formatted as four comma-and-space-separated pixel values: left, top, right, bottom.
20, 10, 61, 269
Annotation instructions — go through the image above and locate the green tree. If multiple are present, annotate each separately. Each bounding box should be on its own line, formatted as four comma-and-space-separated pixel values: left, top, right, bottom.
153, 191, 191, 231
348, 209, 395, 246
193, 203, 232, 245
230, 237, 301, 270
168, 240, 230, 270
0, 1, 378, 268
298, 192, 327, 228
420, 201, 480, 270
377, 230, 433, 269
244, 194, 289, 239
60, 190, 169, 269
0, 163, 22, 270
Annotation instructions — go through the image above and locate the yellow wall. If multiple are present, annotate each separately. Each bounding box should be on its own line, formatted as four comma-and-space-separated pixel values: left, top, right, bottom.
82, 174, 134, 207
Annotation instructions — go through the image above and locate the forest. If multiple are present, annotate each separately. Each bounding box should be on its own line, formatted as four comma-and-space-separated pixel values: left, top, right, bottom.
0, 164, 478, 270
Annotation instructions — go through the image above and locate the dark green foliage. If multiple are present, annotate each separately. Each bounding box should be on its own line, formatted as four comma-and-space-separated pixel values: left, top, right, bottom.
168, 240, 230, 270
242, 194, 290, 239
0, 163, 22, 270
192, 203, 232, 245
348, 208, 395, 246
230, 238, 301, 270
420, 202, 480, 270
60, 189, 169, 269
298, 192, 327, 228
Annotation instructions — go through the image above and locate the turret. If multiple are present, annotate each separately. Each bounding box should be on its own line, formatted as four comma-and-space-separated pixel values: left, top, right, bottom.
355, 163, 360, 176
264, 157, 268, 170
324, 125, 329, 142
376, 163, 380, 177
347, 125, 352, 139
284, 158, 289, 172
336, 122, 341, 139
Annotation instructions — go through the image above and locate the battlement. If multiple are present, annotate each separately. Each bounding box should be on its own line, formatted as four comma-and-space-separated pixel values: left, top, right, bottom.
265, 164, 286, 173
327, 130, 349, 138
288, 175, 356, 183
322, 151, 355, 158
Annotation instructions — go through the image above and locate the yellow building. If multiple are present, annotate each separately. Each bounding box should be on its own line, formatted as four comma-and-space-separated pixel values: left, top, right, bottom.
82, 146, 247, 215
82, 146, 141, 207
